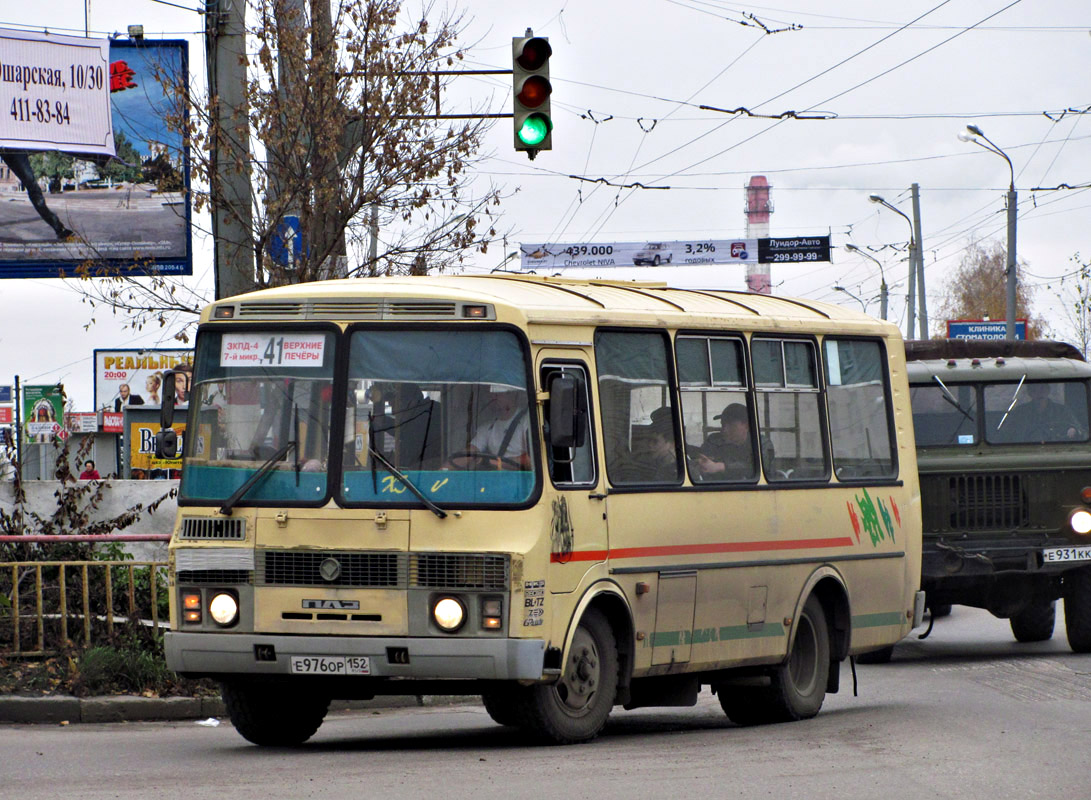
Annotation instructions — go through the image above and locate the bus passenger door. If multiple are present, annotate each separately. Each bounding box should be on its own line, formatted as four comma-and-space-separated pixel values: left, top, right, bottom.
540, 359, 607, 595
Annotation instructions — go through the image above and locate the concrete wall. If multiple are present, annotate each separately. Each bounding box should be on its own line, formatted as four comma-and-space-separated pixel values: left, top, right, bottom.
0, 479, 177, 562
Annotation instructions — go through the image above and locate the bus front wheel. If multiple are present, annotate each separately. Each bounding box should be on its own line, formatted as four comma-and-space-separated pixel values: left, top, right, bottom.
221, 680, 330, 746
718, 595, 830, 725
516, 608, 618, 744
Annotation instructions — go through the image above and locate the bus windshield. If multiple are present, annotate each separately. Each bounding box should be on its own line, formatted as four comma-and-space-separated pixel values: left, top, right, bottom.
180, 329, 337, 504
340, 328, 536, 507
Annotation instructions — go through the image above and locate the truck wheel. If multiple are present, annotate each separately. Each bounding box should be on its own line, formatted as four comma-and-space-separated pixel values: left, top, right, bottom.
1010, 600, 1056, 643
516, 608, 618, 744
718, 595, 830, 725
855, 645, 894, 664
930, 603, 952, 618
221, 681, 330, 746
1064, 567, 1091, 653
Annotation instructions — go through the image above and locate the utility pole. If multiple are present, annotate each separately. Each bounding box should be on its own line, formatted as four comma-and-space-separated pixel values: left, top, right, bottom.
912, 183, 927, 339
206, 0, 255, 300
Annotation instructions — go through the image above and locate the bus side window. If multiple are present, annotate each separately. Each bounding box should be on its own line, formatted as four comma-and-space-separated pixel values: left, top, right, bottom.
824, 338, 896, 479
595, 330, 681, 486
753, 338, 829, 482
541, 363, 596, 486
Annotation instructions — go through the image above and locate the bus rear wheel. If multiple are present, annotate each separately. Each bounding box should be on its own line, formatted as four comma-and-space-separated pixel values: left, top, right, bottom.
1064, 567, 1091, 653
1010, 599, 1056, 643
515, 608, 618, 744
221, 680, 330, 746
718, 595, 830, 725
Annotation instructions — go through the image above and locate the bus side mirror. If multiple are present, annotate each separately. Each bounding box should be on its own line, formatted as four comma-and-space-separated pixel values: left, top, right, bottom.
156, 370, 177, 458
549, 375, 585, 449
156, 428, 178, 459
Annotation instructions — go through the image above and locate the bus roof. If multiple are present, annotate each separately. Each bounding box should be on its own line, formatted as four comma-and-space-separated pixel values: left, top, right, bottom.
208, 274, 896, 334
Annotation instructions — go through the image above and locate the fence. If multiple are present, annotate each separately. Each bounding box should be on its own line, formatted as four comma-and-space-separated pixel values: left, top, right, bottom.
1, 535, 169, 657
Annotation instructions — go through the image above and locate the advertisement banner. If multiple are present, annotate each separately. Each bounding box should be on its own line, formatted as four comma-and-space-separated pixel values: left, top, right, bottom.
0, 28, 114, 156
0, 406, 12, 424
66, 411, 98, 433
22, 384, 64, 443
520, 239, 758, 270
128, 419, 184, 478
94, 348, 194, 412
101, 410, 123, 433
519, 236, 830, 271
0, 38, 191, 278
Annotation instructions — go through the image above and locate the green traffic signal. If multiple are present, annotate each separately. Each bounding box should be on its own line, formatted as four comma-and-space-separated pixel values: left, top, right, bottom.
512, 32, 552, 157
517, 114, 552, 147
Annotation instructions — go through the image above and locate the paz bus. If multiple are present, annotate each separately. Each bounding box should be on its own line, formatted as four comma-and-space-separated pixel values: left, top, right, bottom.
157, 275, 924, 745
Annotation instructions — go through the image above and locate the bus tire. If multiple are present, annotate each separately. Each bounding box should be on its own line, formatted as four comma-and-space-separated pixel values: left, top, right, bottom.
481, 689, 523, 727
221, 681, 330, 746
1010, 600, 1056, 643
1064, 567, 1091, 653
718, 595, 830, 725
516, 608, 618, 744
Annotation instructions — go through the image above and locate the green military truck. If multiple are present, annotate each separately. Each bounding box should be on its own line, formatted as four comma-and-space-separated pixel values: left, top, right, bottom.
906, 339, 1091, 651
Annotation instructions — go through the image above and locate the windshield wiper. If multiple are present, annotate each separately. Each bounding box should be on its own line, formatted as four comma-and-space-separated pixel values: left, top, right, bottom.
366, 443, 448, 519
932, 375, 974, 423
996, 374, 1027, 430
219, 440, 296, 516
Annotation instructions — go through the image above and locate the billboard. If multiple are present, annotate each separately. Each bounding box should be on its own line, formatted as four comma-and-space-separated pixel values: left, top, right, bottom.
127, 417, 184, 479
22, 384, 64, 443
0, 37, 191, 278
519, 236, 830, 270
94, 348, 193, 412
0, 28, 114, 157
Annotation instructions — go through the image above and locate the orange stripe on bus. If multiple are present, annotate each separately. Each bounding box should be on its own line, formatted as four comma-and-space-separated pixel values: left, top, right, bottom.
550, 536, 856, 563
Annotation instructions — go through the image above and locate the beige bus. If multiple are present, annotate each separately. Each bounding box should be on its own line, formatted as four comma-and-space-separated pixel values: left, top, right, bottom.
158, 275, 924, 745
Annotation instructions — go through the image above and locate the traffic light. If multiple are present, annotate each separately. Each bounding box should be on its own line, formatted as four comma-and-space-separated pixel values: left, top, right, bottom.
512, 34, 552, 157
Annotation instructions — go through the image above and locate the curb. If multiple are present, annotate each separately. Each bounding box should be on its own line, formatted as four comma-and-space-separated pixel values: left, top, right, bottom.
0, 694, 471, 725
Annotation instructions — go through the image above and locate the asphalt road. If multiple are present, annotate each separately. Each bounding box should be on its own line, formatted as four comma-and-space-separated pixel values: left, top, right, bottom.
2, 604, 1088, 800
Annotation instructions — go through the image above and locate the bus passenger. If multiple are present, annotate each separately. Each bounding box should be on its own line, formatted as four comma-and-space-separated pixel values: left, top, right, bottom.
615, 407, 678, 483
695, 403, 755, 481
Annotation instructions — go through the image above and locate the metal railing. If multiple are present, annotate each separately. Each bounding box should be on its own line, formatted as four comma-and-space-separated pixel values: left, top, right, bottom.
1, 535, 170, 657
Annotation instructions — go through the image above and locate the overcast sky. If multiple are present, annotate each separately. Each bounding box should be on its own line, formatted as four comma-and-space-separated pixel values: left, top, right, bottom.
2, 0, 1089, 409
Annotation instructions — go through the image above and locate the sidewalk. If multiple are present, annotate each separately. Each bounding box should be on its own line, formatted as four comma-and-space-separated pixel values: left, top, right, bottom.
0, 694, 461, 725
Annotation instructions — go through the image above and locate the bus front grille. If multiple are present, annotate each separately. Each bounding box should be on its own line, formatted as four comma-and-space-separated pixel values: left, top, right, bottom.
410, 553, 509, 590
177, 569, 253, 585
178, 517, 246, 541
257, 551, 405, 587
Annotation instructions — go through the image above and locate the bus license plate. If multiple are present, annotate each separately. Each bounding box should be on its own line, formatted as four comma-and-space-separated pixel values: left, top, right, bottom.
1042, 546, 1091, 563
289, 656, 371, 675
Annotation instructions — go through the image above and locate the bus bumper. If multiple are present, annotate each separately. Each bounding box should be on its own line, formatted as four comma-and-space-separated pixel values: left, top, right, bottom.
164, 631, 546, 681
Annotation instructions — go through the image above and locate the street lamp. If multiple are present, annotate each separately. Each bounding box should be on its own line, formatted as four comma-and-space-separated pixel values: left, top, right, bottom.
959, 124, 1017, 340
833, 284, 869, 313
844, 243, 888, 320
869, 194, 921, 338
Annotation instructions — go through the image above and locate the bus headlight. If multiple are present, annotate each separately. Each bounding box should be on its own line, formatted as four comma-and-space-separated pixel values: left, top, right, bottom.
209, 592, 240, 626
433, 597, 466, 632
1070, 509, 1091, 535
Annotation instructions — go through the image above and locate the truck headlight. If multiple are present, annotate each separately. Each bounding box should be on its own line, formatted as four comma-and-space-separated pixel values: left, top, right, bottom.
1070, 509, 1091, 535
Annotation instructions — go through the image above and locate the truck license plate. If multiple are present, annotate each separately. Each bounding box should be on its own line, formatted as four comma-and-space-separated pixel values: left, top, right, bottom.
1042, 546, 1091, 563
289, 656, 370, 675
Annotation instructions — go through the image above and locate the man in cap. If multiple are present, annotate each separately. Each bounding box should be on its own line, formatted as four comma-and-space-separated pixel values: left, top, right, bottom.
695, 402, 755, 481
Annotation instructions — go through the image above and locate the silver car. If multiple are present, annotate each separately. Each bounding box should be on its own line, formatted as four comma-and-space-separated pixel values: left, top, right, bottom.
632, 242, 673, 266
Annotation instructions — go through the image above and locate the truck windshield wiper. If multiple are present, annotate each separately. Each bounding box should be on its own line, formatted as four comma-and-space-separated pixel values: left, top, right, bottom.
366, 443, 448, 519
219, 440, 296, 516
932, 375, 973, 422
996, 374, 1027, 430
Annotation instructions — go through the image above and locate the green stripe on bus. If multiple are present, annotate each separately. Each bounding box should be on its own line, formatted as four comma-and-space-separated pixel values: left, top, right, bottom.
852, 612, 905, 628
649, 623, 786, 648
